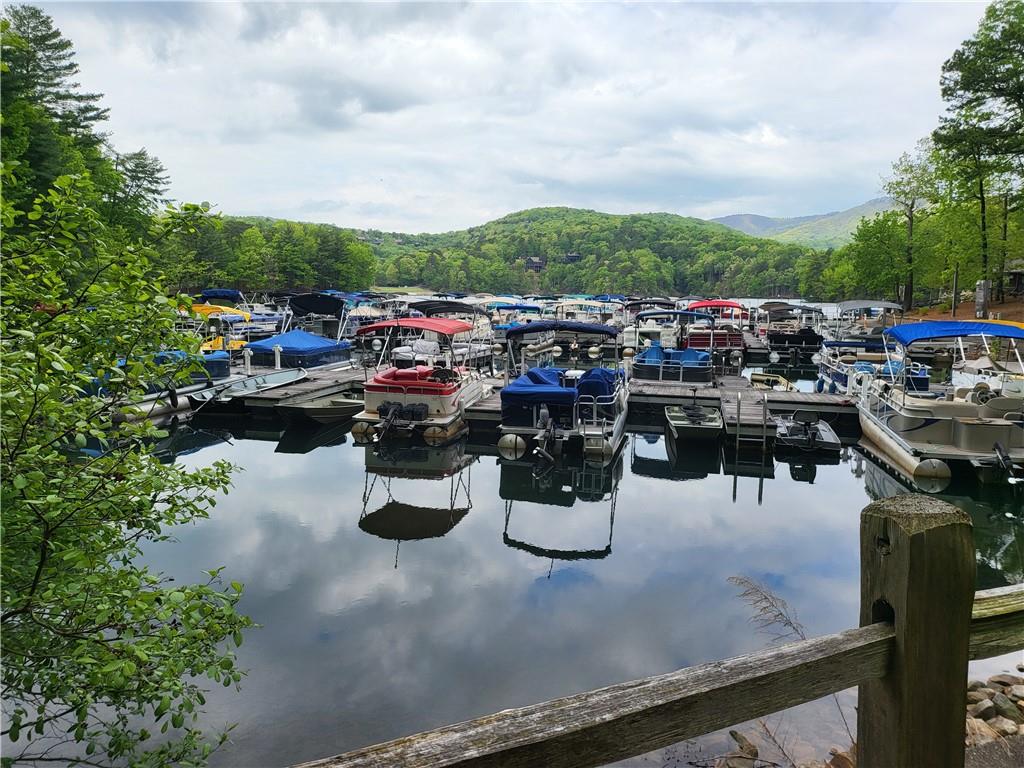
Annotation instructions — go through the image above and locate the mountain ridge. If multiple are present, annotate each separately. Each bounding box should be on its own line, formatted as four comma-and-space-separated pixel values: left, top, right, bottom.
712, 197, 893, 249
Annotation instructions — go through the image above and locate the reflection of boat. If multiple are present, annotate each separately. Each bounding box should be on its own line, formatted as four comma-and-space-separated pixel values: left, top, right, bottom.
274, 420, 351, 454
358, 439, 477, 567
499, 451, 622, 573
631, 433, 719, 480
859, 449, 1024, 587
152, 424, 232, 463
276, 391, 364, 424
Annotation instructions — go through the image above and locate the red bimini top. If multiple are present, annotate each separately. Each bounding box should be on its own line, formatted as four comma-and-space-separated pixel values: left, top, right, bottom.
687, 300, 748, 318
356, 317, 474, 336
367, 366, 459, 395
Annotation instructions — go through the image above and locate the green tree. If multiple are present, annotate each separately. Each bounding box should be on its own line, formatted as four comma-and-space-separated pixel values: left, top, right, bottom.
1, 172, 253, 765
882, 140, 936, 309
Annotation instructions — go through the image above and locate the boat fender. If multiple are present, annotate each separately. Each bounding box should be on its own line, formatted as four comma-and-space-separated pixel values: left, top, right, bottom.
828, 381, 837, 394
815, 378, 825, 393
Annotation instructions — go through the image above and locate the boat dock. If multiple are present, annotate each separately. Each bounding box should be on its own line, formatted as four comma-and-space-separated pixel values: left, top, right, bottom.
240, 364, 368, 412
460, 373, 859, 440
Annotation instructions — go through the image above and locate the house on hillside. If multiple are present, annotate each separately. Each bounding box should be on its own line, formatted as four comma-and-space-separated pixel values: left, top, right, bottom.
525, 256, 547, 272
563, 252, 582, 264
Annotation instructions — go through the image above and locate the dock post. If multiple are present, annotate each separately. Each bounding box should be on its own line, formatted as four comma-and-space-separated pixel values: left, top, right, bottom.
273, 344, 282, 370
243, 347, 252, 375
857, 495, 974, 768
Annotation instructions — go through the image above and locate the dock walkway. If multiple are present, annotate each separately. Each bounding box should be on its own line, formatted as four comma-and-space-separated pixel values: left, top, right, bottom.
242, 365, 367, 410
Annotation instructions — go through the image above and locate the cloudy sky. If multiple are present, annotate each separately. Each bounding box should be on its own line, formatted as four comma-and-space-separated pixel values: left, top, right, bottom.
44, 2, 985, 232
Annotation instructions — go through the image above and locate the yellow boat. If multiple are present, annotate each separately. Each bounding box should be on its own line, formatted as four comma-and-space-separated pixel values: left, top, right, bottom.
188, 303, 252, 321
200, 336, 247, 352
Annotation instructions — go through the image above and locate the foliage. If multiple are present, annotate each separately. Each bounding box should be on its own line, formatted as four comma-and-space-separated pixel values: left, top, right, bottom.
369, 207, 816, 296
1, 6, 253, 765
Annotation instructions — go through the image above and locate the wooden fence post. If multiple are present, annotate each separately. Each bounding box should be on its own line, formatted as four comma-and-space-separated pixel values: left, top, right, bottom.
857, 494, 975, 768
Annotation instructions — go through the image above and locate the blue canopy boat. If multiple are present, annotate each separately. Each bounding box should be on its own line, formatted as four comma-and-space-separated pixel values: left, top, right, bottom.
499, 322, 627, 460
629, 311, 715, 384
246, 329, 352, 368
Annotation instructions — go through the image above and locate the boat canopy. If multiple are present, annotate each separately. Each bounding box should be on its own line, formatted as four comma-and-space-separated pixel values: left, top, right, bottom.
505, 320, 618, 338
356, 317, 474, 336
688, 299, 745, 311
636, 310, 715, 324
625, 299, 675, 310
191, 304, 252, 321
410, 299, 487, 316
493, 303, 542, 312
760, 302, 824, 314
593, 294, 627, 302
199, 288, 244, 302
288, 292, 348, 318
884, 321, 1024, 346
359, 501, 469, 540
822, 340, 894, 349
837, 300, 904, 314
247, 329, 351, 353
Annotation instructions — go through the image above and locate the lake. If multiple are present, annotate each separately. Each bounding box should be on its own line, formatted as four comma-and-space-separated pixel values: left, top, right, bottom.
145, 419, 1024, 767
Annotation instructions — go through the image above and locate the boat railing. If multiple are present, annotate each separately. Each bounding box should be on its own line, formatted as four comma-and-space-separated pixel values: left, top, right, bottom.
574, 379, 626, 435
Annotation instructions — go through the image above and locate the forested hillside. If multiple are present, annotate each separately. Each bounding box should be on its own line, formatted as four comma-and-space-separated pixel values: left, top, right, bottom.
365, 207, 818, 296
712, 198, 895, 249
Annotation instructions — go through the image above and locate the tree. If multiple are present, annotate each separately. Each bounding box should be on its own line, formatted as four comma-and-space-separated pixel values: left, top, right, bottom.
230, 226, 270, 291
1, 172, 253, 765
882, 140, 936, 310
102, 148, 170, 235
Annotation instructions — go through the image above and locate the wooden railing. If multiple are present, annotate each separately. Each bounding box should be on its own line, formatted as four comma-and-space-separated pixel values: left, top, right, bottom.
293, 495, 1024, 768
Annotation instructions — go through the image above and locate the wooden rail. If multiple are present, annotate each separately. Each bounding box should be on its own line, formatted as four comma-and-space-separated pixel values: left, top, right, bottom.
293, 496, 1024, 768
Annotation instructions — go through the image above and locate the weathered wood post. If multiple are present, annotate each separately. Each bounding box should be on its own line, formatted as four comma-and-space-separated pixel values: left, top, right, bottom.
858, 495, 974, 767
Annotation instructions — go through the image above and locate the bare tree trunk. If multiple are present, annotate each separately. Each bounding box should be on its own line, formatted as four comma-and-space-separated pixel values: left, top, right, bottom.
997, 191, 1008, 303
978, 174, 989, 279
904, 202, 915, 312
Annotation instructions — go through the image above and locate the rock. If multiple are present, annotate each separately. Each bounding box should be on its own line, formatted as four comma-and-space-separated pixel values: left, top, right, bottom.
1017, 662, 1024, 673
826, 747, 856, 768
967, 690, 990, 704
1008, 684, 1024, 702
969, 699, 996, 720
978, 687, 1000, 699
966, 716, 999, 746
988, 674, 1024, 688
968, 679, 989, 691
989, 716, 1020, 737
993, 693, 1024, 723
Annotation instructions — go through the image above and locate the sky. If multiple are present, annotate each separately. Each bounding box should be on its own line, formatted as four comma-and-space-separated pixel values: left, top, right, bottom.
42, 2, 988, 233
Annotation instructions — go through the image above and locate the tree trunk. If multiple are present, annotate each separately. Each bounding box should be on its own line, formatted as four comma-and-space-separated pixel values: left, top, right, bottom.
904, 202, 915, 312
978, 174, 989, 279
997, 191, 1008, 303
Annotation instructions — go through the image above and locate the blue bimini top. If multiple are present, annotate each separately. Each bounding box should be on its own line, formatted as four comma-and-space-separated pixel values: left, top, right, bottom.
247, 329, 351, 353
505, 320, 619, 338
884, 321, 1024, 346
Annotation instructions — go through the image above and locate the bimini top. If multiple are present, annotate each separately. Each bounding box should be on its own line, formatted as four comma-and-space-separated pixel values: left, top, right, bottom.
247, 329, 351, 353
884, 321, 1024, 346
505, 320, 618, 338
199, 288, 244, 302
760, 302, 824, 314
359, 501, 469, 541
837, 300, 904, 314
688, 299, 745, 311
636, 310, 715, 325
411, 299, 487, 316
356, 317, 474, 336
493, 303, 542, 312
288, 292, 348, 318
625, 298, 675, 310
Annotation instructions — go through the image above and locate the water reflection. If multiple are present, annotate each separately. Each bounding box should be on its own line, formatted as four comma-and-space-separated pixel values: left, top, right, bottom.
142, 423, 1023, 767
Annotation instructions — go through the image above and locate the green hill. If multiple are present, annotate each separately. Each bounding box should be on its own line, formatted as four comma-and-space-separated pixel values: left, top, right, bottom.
712, 198, 894, 249
362, 206, 819, 296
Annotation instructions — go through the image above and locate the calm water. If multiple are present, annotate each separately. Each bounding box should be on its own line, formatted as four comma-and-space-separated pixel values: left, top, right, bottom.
145, 418, 1024, 767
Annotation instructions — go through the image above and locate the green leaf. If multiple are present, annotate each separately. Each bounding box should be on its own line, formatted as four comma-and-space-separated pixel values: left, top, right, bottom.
13, 475, 27, 490
168, 591, 186, 604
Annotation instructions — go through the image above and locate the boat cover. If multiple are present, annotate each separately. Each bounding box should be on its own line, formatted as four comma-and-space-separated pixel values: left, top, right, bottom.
688, 300, 745, 311
884, 321, 1024, 346
635, 343, 710, 366
493, 304, 542, 312
577, 367, 620, 398
247, 329, 352, 353
505, 320, 618, 338
199, 288, 244, 302
501, 367, 577, 408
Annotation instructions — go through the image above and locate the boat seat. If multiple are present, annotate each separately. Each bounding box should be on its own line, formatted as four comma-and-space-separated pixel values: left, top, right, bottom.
981, 397, 1024, 419
411, 339, 441, 356
899, 393, 985, 419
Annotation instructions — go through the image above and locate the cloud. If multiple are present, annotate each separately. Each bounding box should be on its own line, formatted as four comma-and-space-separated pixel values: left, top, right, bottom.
40, 1, 986, 230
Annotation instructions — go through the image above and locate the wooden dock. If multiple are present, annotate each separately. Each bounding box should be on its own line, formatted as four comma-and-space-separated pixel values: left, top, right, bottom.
241, 365, 367, 411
